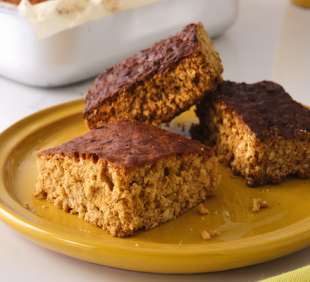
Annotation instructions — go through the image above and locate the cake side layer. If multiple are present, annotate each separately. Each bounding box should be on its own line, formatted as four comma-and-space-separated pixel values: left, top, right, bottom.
213, 80, 310, 139
192, 97, 310, 186
39, 119, 214, 173
83, 22, 221, 114
34, 151, 220, 237
84, 53, 222, 128
82, 22, 223, 128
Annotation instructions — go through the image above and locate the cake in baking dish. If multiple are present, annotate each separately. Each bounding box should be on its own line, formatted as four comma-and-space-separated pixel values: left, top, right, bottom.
191, 80, 310, 186
82, 22, 223, 129
34, 119, 220, 237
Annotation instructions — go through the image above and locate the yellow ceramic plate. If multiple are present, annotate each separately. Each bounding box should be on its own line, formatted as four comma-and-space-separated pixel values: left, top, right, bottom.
1, 99, 310, 274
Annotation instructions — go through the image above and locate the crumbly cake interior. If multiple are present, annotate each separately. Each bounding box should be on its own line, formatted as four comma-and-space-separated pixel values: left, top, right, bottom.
192, 100, 310, 186
84, 24, 223, 129
35, 152, 220, 237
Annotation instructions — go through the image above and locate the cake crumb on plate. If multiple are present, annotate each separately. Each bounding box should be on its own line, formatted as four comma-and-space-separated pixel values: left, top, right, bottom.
252, 198, 268, 212
210, 230, 220, 237
197, 203, 210, 215
202, 230, 211, 241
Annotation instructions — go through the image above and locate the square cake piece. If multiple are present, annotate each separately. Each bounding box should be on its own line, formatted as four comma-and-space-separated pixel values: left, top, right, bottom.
191, 80, 310, 186
82, 22, 223, 129
34, 119, 220, 237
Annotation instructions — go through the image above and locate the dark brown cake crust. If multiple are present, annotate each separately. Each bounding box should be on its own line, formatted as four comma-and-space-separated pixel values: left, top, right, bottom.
191, 80, 310, 186
35, 118, 220, 237
40, 119, 214, 171
82, 24, 203, 116
215, 80, 310, 139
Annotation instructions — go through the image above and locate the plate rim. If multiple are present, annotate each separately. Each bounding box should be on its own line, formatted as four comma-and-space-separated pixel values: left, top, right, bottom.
1, 98, 310, 274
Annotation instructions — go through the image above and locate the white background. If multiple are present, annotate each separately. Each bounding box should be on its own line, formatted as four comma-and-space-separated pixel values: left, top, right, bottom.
1, 0, 310, 281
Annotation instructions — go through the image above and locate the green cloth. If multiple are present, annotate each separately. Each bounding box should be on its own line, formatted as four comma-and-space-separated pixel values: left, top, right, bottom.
260, 265, 310, 282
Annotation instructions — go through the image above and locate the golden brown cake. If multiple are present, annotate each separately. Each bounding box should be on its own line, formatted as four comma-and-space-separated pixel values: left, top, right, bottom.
191, 80, 310, 186
34, 119, 220, 237
82, 22, 223, 129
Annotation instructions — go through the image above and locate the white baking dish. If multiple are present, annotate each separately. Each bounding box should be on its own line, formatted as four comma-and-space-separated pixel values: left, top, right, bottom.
0, 0, 238, 87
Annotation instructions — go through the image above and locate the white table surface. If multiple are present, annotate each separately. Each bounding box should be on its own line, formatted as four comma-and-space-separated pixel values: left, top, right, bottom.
1, 0, 310, 281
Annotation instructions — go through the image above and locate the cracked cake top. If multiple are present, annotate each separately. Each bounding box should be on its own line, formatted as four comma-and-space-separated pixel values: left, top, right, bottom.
39, 119, 214, 170
83, 23, 205, 115
214, 80, 310, 139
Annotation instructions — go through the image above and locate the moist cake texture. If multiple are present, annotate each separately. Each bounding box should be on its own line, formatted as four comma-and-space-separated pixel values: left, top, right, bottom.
82, 22, 223, 129
191, 80, 310, 186
34, 119, 220, 237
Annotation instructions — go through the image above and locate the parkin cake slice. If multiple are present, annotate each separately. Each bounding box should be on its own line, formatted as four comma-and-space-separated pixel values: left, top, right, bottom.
191, 80, 310, 186
82, 22, 223, 129
34, 119, 220, 237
